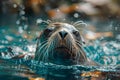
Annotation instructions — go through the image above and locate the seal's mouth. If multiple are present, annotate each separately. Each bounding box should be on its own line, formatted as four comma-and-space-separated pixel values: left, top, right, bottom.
56, 46, 68, 49
55, 46, 70, 53
51, 45, 77, 60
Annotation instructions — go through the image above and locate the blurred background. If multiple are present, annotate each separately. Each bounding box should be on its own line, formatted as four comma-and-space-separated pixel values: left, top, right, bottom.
0, 0, 120, 40
0, 1, 120, 79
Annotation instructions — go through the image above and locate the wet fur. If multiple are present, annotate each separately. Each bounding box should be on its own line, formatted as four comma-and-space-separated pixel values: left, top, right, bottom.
35, 22, 97, 66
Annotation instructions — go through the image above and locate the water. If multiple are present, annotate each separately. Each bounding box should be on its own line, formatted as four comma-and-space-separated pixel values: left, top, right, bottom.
0, 25, 120, 80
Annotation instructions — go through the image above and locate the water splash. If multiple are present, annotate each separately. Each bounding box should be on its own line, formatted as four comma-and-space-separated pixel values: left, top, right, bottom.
16, 3, 28, 34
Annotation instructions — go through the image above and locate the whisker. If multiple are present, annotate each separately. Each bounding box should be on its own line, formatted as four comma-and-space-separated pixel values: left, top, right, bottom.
51, 39, 56, 59
37, 47, 47, 63
36, 42, 48, 63
36, 42, 47, 57
76, 40, 93, 57
75, 40, 83, 46
38, 40, 48, 46
42, 49, 47, 62
47, 40, 53, 60
43, 40, 54, 62
75, 41, 87, 60
76, 51, 80, 64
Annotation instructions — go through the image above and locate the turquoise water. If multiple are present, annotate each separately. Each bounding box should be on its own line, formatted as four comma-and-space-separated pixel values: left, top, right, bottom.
0, 25, 120, 80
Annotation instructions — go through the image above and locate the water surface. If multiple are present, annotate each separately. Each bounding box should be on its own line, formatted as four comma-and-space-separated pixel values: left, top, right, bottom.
0, 25, 120, 80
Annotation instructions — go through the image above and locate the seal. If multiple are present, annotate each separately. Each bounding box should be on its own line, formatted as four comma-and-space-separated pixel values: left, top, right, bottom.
35, 22, 97, 65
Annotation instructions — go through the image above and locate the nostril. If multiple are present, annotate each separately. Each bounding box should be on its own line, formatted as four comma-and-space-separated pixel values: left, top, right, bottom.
59, 31, 68, 39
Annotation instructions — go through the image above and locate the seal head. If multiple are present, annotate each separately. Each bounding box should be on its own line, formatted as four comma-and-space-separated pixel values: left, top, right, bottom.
35, 22, 94, 65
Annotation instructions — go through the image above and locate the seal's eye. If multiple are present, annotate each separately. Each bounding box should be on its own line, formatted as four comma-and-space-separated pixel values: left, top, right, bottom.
44, 27, 54, 36
73, 31, 80, 37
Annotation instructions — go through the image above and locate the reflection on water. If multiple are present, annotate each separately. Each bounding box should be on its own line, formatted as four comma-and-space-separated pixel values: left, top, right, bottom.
0, 23, 120, 80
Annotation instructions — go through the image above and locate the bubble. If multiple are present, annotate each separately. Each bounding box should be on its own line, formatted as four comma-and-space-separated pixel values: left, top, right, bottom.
4, 41, 8, 44
19, 11, 25, 15
74, 13, 79, 18
36, 19, 42, 24
24, 24, 28, 30
28, 31, 31, 34
56, 9, 60, 12
13, 4, 17, 8
115, 27, 118, 31
19, 39, 22, 42
18, 26, 24, 33
16, 20, 20, 25
19, 4, 25, 10
5, 35, 13, 41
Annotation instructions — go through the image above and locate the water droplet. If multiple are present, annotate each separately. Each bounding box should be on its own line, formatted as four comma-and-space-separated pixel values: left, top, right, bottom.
13, 4, 17, 8
24, 24, 28, 30
16, 20, 20, 25
56, 9, 60, 12
74, 13, 79, 18
36, 19, 42, 24
19, 39, 22, 42
5, 35, 13, 41
28, 31, 31, 34
115, 27, 118, 31
20, 11, 25, 15
18, 27, 24, 33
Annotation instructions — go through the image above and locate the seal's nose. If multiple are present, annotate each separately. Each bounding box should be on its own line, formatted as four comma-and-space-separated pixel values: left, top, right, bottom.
59, 31, 68, 39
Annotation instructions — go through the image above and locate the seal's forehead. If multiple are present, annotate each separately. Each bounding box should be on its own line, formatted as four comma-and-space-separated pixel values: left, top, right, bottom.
63, 23, 77, 30
49, 22, 77, 31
